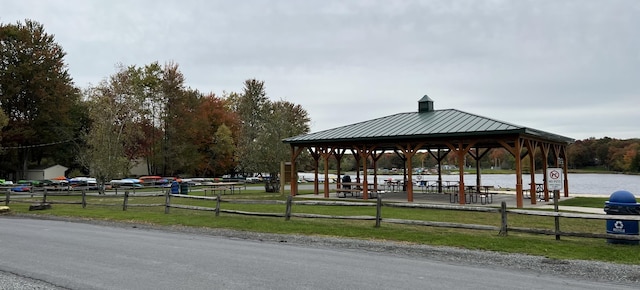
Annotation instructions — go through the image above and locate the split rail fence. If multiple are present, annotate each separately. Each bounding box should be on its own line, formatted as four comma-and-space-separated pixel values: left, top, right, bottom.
3, 190, 640, 242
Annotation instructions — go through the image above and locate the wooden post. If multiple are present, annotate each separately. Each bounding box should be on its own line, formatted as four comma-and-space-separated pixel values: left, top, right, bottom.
554, 190, 560, 240
375, 193, 382, 228
42, 189, 47, 203
499, 201, 508, 236
5, 190, 10, 206
81, 190, 86, 208
322, 148, 332, 198
164, 190, 170, 214
285, 195, 292, 221
123, 191, 129, 211
115, 187, 118, 195
215, 193, 221, 216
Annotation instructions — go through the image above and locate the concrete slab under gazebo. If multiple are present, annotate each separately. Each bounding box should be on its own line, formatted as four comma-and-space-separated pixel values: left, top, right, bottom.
282, 96, 574, 208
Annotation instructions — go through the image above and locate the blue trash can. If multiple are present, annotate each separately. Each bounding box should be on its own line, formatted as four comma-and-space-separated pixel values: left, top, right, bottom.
603, 190, 640, 245
170, 181, 180, 194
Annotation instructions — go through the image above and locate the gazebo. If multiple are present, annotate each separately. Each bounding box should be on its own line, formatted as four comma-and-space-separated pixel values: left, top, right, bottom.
282, 96, 574, 208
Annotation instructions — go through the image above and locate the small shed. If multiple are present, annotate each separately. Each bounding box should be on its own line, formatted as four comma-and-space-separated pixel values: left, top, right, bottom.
25, 164, 69, 180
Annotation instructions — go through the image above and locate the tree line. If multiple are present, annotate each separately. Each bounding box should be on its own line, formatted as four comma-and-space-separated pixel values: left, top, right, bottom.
0, 19, 311, 184
2, 20, 638, 184
566, 137, 640, 172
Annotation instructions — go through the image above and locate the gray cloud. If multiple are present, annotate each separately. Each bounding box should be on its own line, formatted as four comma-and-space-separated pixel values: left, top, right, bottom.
3, 0, 639, 139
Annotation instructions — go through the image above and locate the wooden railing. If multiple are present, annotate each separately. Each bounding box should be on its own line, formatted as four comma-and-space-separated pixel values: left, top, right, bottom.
3, 190, 640, 242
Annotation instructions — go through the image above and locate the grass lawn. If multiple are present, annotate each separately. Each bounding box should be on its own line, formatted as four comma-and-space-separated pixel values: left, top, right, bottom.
2, 190, 639, 265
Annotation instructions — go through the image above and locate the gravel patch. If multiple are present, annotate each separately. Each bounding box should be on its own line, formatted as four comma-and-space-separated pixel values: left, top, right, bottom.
6, 214, 640, 287
0, 270, 68, 290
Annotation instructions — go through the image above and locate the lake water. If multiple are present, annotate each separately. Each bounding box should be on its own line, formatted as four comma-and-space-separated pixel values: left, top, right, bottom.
357, 173, 640, 197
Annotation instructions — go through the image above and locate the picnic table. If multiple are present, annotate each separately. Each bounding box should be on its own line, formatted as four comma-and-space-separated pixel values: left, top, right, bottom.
417, 180, 439, 193
336, 182, 377, 198
204, 182, 245, 195
450, 185, 495, 205
382, 180, 402, 192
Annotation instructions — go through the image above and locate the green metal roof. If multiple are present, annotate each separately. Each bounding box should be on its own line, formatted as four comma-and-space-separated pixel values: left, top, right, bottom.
283, 109, 574, 146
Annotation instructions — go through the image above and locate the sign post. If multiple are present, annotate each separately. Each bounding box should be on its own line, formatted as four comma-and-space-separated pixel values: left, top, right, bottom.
547, 168, 563, 191
547, 168, 564, 240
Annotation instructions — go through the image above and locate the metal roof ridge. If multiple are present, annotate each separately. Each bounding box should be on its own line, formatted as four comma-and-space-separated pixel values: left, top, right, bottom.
446, 108, 573, 142
444, 108, 523, 129
283, 111, 415, 141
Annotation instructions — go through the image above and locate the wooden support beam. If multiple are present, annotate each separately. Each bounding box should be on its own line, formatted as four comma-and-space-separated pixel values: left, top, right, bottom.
396, 142, 424, 202
308, 147, 321, 195
499, 138, 525, 208
427, 147, 450, 193
525, 139, 539, 205
444, 140, 476, 205
320, 147, 332, 198
371, 150, 385, 193
334, 148, 346, 190
541, 143, 551, 202
289, 145, 305, 196
469, 147, 490, 193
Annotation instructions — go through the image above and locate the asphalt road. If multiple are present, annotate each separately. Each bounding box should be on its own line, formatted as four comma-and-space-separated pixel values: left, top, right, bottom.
0, 217, 634, 290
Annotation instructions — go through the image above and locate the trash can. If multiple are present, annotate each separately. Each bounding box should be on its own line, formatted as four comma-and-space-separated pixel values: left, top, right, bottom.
603, 190, 640, 245
180, 182, 189, 195
170, 181, 180, 194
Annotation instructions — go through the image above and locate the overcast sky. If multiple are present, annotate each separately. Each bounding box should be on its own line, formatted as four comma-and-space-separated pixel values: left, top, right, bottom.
4, 0, 639, 140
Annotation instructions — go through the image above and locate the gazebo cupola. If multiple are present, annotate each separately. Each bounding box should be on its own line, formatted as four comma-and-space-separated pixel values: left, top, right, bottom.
418, 95, 434, 113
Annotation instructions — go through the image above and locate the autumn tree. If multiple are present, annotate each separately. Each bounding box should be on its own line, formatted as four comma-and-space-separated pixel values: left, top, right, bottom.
206, 124, 236, 176
0, 19, 85, 178
191, 94, 239, 176
82, 66, 146, 185
608, 141, 639, 172
84, 61, 244, 179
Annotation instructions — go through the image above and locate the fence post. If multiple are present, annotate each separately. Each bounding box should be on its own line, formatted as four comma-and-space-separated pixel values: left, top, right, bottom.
554, 190, 560, 240
499, 201, 508, 236
215, 193, 221, 217
82, 190, 86, 208
42, 189, 47, 203
375, 193, 382, 228
164, 190, 170, 214
5, 190, 10, 206
285, 195, 292, 221
123, 191, 129, 211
